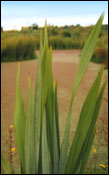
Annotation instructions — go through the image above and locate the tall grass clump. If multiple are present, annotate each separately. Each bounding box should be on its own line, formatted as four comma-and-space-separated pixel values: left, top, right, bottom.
2, 14, 108, 174
1, 35, 36, 62
49, 36, 82, 49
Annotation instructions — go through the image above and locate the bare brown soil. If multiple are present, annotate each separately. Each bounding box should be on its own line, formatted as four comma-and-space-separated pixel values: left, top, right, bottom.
1, 50, 108, 170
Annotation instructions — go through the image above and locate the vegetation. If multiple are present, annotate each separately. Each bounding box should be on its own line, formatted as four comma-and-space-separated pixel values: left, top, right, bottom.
1, 35, 36, 62
1, 14, 108, 174
91, 47, 108, 66
21, 24, 38, 31
1, 26, 3, 32
1, 23, 108, 65
32, 23, 38, 30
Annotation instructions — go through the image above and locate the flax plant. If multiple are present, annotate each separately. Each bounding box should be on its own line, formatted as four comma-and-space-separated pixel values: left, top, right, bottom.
2, 13, 108, 174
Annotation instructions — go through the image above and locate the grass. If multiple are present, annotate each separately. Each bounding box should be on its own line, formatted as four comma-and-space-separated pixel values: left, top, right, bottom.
1, 35, 37, 62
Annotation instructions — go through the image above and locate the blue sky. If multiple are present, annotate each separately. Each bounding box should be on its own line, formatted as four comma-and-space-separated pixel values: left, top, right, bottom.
1, 1, 108, 31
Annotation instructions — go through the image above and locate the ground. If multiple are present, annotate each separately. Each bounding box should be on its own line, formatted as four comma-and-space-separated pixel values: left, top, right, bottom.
1, 50, 108, 173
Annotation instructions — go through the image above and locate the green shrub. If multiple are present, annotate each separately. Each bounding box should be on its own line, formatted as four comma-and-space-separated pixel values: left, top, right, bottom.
72, 31, 80, 39
63, 30, 71, 37
51, 28, 58, 35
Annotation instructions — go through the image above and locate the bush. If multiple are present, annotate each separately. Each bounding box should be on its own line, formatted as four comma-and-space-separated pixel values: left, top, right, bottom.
91, 47, 108, 66
51, 28, 58, 35
1, 36, 37, 62
72, 32, 80, 39
63, 30, 71, 37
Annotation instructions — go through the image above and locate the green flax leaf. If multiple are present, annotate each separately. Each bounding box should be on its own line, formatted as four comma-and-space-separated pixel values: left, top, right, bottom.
53, 82, 60, 174
79, 79, 108, 174
59, 13, 104, 174
42, 110, 51, 174
79, 127, 96, 174
34, 43, 42, 173
65, 66, 104, 174
58, 109, 72, 174
45, 77, 54, 170
72, 13, 104, 99
55, 82, 60, 156
25, 77, 35, 174
34, 21, 52, 174
14, 63, 25, 173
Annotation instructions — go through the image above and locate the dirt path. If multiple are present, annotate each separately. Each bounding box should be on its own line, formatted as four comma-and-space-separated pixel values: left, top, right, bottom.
36, 49, 82, 63
1, 50, 108, 167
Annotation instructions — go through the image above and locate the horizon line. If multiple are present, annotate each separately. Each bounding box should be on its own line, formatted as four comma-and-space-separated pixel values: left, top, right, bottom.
2, 23, 108, 32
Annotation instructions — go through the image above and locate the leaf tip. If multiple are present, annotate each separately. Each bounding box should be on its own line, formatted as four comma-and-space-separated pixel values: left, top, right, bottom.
101, 12, 105, 18
45, 19, 47, 26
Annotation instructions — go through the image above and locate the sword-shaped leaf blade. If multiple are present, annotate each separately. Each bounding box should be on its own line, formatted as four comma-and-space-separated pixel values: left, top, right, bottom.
25, 77, 35, 174
14, 63, 25, 173
42, 110, 51, 174
79, 79, 108, 174
65, 66, 104, 174
53, 82, 60, 174
59, 13, 104, 174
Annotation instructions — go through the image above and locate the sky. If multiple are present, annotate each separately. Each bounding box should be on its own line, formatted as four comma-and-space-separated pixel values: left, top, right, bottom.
1, 1, 108, 31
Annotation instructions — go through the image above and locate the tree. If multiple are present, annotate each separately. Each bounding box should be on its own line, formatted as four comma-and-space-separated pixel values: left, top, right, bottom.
51, 28, 58, 35
101, 24, 108, 31
32, 24, 38, 30
76, 24, 80, 27
63, 30, 71, 37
